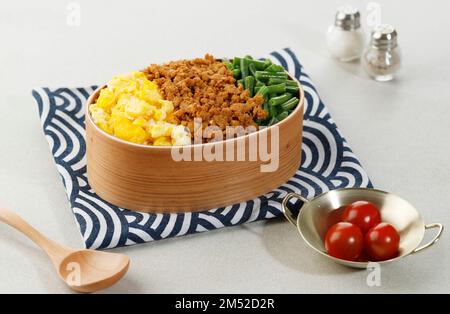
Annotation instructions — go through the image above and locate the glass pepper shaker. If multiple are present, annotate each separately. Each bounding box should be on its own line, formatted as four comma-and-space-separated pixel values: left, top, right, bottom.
326, 6, 365, 62
362, 24, 401, 81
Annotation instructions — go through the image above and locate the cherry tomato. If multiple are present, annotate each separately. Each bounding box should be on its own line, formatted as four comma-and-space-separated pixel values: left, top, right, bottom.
325, 222, 363, 261
341, 201, 381, 234
364, 223, 400, 261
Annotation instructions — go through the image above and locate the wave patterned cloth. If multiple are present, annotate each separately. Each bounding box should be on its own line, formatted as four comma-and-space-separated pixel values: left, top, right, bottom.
32, 48, 372, 249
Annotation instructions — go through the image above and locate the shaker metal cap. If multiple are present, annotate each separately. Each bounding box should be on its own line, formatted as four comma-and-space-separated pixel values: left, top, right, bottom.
370, 24, 398, 49
334, 6, 361, 30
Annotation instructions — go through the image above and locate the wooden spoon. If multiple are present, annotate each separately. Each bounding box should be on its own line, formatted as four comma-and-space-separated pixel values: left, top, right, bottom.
0, 207, 130, 293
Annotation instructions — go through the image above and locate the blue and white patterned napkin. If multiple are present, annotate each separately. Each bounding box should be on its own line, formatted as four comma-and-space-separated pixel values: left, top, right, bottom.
32, 48, 372, 249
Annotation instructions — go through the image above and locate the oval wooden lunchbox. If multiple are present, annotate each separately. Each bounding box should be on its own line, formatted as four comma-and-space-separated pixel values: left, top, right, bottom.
85, 74, 304, 213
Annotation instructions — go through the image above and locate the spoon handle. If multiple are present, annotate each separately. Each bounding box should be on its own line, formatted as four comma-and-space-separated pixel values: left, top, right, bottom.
0, 208, 70, 264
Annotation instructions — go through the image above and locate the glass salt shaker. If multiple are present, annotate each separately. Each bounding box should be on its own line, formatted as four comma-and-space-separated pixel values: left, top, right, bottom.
326, 6, 365, 62
362, 24, 401, 81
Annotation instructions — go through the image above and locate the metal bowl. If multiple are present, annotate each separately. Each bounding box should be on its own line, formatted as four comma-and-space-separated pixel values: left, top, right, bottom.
281, 188, 443, 268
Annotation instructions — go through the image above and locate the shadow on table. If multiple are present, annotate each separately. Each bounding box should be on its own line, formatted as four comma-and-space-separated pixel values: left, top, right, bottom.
260, 218, 359, 276
332, 58, 367, 79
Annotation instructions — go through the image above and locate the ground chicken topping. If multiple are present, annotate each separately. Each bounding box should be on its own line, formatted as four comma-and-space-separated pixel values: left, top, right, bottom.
143, 54, 267, 138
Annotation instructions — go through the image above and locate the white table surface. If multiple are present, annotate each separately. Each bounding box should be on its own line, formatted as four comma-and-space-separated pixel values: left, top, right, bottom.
1, 0, 449, 294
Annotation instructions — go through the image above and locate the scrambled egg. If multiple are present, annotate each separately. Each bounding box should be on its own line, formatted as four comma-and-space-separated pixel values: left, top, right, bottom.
89, 72, 191, 146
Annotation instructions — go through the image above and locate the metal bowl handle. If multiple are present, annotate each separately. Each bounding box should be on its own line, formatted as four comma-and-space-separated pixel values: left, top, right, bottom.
412, 223, 444, 254
281, 193, 309, 226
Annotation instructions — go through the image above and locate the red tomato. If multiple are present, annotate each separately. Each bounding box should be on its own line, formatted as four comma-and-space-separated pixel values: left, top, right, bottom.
325, 222, 363, 261
341, 201, 381, 234
365, 223, 400, 261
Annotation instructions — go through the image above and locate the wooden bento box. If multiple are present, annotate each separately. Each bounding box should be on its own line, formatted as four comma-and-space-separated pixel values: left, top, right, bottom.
85, 73, 304, 213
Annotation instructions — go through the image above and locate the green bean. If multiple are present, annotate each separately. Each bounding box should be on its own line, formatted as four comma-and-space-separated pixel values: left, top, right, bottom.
263, 102, 270, 117
286, 85, 299, 94
266, 83, 286, 94
268, 104, 278, 119
265, 64, 285, 72
280, 97, 299, 111
255, 71, 288, 82
268, 77, 286, 85
245, 76, 255, 97
286, 80, 298, 86
269, 93, 293, 106
276, 111, 289, 121
245, 58, 267, 70
232, 56, 299, 106
224, 61, 233, 70
256, 119, 266, 126
256, 85, 270, 100
268, 117, 279, 126
233, 57, 241, 68
240, 58, 249, 81
249, 63, 257, 76
286, 80, 299, 93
